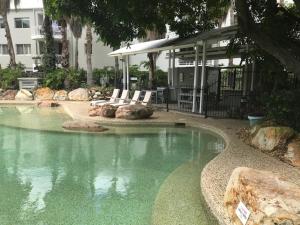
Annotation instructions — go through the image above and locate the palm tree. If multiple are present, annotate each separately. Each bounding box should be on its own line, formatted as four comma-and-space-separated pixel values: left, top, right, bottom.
69, 16, 82, 70
0, 0, 20, 68
85, 23, 93, 86
42, 0, 56, 71
60, 17, 69, 68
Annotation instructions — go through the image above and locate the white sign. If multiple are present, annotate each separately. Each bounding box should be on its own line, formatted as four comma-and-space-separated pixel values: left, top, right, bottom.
235, 201, 251, 225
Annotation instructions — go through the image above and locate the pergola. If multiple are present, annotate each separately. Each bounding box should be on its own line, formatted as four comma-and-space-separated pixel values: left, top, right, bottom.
109, 25, 245, 114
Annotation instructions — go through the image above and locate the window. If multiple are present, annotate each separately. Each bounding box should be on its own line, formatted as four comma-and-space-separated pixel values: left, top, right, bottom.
15, 18, 30, 28
0, 18, 4, 29
0, 45, 9, 55
16, 44, 31, 55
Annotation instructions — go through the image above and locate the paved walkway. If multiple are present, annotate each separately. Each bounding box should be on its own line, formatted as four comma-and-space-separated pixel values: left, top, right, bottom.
1, 100, 300, 225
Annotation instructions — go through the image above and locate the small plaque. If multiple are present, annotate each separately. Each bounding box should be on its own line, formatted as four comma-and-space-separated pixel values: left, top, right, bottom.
235, 201, 251, 225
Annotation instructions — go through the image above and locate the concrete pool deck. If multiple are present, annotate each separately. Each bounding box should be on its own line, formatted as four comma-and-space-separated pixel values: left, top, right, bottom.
1, 100, 300, 225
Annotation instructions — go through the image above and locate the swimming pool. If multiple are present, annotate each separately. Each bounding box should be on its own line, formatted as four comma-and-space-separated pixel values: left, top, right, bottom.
0, 105, 224, 225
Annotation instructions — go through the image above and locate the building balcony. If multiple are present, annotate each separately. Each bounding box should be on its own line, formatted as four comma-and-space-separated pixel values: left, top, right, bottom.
31, 25, 63, 41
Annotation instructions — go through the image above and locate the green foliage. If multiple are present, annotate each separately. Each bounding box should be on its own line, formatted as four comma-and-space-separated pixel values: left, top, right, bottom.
42, 14, 56, 72
44, 68, 87, 90
154, 69, 168, 87
0, 66, 23, 89
44, 68, 65, 89
264, 90, 300, 131
129, 65, 168, 89
92, 67, 116, 86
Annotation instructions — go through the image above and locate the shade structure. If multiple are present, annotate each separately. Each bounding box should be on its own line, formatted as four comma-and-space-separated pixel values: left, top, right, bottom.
109, 26, 241, 114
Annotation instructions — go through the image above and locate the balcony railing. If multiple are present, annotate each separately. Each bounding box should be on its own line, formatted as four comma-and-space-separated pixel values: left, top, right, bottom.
32, 24, 62, 39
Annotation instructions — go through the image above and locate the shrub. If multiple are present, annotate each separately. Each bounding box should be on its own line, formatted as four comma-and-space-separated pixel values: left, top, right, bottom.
67, 68, 87, 89
93, 67, 116, 86
264, 90, 300, 131
0, 65, 24, 89
44, 68, 87, 90
44, 69, 66, 90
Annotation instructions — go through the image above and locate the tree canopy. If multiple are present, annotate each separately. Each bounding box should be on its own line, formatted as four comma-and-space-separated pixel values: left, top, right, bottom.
44, 0, 300, 77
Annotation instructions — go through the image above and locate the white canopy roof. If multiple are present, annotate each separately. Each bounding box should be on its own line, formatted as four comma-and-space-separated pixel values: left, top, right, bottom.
108, 37, 179, 57
108, 26, 238, 58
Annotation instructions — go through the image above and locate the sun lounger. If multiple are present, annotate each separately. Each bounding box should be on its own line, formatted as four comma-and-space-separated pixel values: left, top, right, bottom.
111, 90, 141, 107
141, 91, 152, 106
90, 89, 120, 106
96, 89, 129, 106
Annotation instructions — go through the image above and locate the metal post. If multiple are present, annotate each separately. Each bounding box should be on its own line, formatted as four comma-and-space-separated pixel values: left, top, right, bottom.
122, 56, 126, 90
166, 86, 169, 112
126, 55, 130, 90
199, 41, 207, 114
172, 49, 176, 87
243, 45, 249, 96
168, 50, 172, 86
192, 45, 200, 113
250, 60, 256, 92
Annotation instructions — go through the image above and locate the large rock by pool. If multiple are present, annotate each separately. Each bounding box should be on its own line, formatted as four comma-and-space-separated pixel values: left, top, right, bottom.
15, 89, 33, 101
89, 104, 118, 118
284, 137, 300, 167
37, 100, 60, 108
68, 88, 89, 101
116, 105, 154, 120
53, 90, 69, 101
224, 167, 300, 225
0, 90, 17, 100
251, 126, 294, 152
34, 87, 55, 100
62, 120, 108, 132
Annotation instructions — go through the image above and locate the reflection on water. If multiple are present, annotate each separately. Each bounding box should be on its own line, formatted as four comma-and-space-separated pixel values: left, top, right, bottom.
0, 107, 224, 225
0, 105, 70, 131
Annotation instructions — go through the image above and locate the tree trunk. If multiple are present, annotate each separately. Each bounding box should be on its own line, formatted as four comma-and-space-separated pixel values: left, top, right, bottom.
114, 56, 120, 87
75, 38, 79, 70
60, 18, 69, 68
147, 53, 155, 89
86, 24, 93, 86
235, 0, 300, 79
42, 15, 56, 71
3, 13, 16, 68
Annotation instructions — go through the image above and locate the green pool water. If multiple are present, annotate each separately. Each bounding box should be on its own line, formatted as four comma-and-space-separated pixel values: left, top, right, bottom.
0, 106, 224, 225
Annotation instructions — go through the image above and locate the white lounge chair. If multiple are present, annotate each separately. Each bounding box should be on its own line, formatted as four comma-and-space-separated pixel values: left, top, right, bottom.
96, 89, 129, 106
111, 90, 141, 107
141, 91, 152, 106
90, 89, 120, 106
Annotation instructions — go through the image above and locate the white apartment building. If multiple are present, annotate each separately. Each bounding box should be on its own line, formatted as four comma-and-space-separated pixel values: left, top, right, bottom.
0, 0, 115, 71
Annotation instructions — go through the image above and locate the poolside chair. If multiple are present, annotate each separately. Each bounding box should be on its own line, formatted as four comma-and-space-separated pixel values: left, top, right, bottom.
96, 89, 129, 106
111, 90, 141, 107
90, 89, 120, 106
141, 91, 152, 106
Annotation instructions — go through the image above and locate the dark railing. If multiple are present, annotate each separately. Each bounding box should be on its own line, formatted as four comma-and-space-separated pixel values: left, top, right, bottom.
154, 84, 261, 119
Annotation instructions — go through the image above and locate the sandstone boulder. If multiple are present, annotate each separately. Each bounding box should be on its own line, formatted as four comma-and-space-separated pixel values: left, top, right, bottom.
15, 89, 33, 101
37, 101, 60, 107
99, 104, 117, 118
34, 87, 54, 100
224, 167, 300, 225
0, 90, 17, 100
284, 137, 300, 167
88, 107, 102, 117
251, 126, 294, 152
53, 90, 68, 101
62, 120, 108, 132
116, 105, 153, 120
68, 88, 89, 101
88, 104, 117, 118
